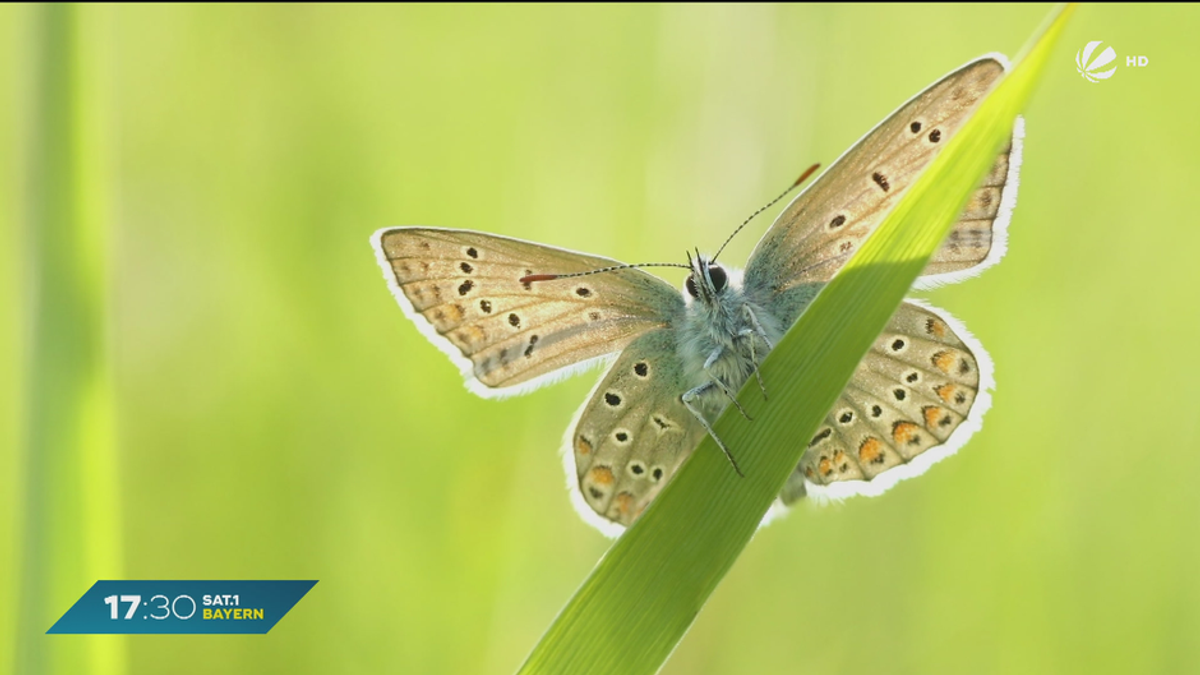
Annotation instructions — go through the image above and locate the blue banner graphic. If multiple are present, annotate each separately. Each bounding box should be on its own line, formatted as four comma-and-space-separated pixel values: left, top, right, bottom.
47, 580, 317, 634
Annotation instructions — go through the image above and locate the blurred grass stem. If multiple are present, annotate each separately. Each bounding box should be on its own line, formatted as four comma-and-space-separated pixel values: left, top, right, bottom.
16, 4, 124, 674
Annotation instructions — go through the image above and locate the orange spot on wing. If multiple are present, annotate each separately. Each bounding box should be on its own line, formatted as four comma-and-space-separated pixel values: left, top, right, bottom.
615, 492, 635, 515
892, 421, 920, 445
933, 350, 957, 374
576, 437, 592, 456
590, 466, 614, 486
818, 456, 833, 476
858, 437, 884, 464
831, 450, 851, 474
936, 383, 959, 404
454, 325, 486, 346
431, 304, 464, 327
923, 406, 944, 428
927, 318, 947, 338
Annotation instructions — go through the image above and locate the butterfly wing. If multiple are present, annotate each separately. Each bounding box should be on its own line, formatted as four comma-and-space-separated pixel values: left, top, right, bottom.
373, 227, 684, 398
743, 55, 1020, 324
738, 55, 1014, 509
565, 328, 705, 536
915, 116, 1023, 289
778, 300, 992, 504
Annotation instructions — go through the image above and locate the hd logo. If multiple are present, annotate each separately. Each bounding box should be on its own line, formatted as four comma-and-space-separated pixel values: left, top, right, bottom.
1076, 41, 1150, 83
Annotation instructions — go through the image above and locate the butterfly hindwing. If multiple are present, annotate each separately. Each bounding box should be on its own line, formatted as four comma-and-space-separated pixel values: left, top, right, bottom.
781, 300, 992, 503
566, 328, 705, 533
373, 227, 683, 397
743, 56, 1017, 325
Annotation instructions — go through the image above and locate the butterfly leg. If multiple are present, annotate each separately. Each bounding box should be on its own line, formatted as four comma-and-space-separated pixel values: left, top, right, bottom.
741, 305, 774, 400
681, 383, 745, 477
703, 347, 753, 421
738, 329, 768, 400
743, 305, 775, 350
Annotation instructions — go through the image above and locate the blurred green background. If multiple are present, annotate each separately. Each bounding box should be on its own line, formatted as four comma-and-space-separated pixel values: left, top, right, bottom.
3, 4, 1198, 674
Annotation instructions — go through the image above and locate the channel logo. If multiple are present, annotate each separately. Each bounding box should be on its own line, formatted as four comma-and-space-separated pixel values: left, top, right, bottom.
1076, 41, 1117, 83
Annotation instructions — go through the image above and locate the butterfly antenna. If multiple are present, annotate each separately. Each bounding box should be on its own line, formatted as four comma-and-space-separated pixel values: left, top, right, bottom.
520, 261, 690, 284
711, 163, 821, 264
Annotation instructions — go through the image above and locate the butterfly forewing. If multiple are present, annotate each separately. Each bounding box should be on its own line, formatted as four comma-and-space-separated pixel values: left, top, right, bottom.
567, 329, 705, 530
918, 119, 1023, 286
373, 228, 683, 395
782, 301, 991, 503
744, 56, 1014, 325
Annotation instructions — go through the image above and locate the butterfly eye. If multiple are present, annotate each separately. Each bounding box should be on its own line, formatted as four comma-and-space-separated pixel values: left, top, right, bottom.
685, 275, 699, 298
708, 265, 727, 292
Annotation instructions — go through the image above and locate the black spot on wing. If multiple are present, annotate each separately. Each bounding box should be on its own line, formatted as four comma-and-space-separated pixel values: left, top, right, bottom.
872, 171, 890, 192
809, 428, 832, 447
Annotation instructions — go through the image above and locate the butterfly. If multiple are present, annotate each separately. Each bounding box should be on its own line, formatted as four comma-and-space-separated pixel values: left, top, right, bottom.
372, 54, 1022, 537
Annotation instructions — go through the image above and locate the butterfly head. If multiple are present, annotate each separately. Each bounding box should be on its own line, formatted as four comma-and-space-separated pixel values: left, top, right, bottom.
684, 251, 729, 306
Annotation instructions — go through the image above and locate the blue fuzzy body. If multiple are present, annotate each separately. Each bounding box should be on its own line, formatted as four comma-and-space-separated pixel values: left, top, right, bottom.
676, 264, 785, 420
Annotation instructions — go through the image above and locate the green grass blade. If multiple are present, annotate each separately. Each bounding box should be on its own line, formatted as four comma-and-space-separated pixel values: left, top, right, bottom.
16, 5, 125, 674
517, 5, 1074, 675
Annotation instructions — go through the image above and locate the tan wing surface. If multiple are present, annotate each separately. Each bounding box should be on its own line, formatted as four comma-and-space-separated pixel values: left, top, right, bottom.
918, 118, 1023, 287
566, 329, 705, 534
373, 227, 683, 397
780, 301, 992, 504
744, 56, 1019, 324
